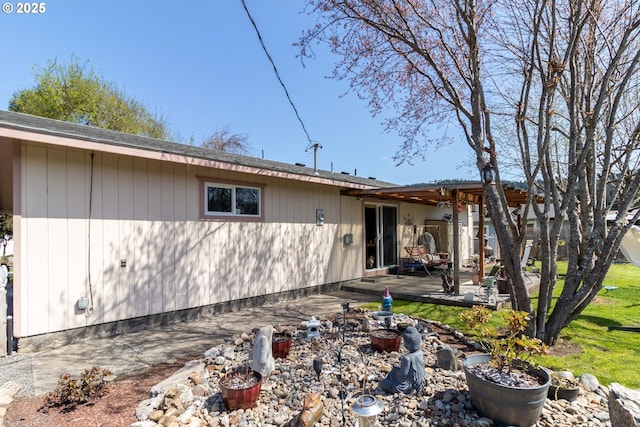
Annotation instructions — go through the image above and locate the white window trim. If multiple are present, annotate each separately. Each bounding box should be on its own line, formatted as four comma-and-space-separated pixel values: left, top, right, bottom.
198, 177, 265, 222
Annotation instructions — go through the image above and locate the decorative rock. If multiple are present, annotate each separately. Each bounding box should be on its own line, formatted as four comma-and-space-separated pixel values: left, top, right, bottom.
251, 325, 275, 378
579, 373, 601, 392
290, 392, 324, 427
609, 382, 640, 427
222, 346, 236, 360
435, 345, 459, 371
131, 312, 614, 427
204, 346, 220, 359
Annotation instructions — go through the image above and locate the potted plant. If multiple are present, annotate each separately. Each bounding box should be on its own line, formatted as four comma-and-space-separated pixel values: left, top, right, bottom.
459, 305, 550, 427
548, 372, 580, 401
370, 328, 402, 352
494, 266, 510, 294
272, 332, 292, 359
396, 321, 410, 333
219, 366, 263, 410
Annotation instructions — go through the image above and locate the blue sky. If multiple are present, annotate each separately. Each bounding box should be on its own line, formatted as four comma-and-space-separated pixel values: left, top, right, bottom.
0, 0, 477, 185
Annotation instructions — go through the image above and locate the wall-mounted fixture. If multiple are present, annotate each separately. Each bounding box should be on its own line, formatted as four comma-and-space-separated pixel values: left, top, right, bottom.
482, 163, 496, 184
316, 209, 325, 226
77, 297, 89, 311
120, 259, 127, 268
343, 233, 353, 245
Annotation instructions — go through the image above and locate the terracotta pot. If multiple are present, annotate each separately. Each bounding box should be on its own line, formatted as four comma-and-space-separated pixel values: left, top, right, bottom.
370, 328, 402, 352
272, 334, 292, 359
220, 369, 263, 410
471, 272, 481, 286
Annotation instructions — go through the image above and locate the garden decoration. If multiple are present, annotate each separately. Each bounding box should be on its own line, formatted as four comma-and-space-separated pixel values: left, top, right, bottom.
251, 325, 275, 378
380, 326, 426, 394
336, 340, 377, 426
460, 306, 550, 427
351, 393, 384, 427
382, 287, 393, 312
341, 302, 350, 341
441, 267, 454, 294
306, 316, 320, 340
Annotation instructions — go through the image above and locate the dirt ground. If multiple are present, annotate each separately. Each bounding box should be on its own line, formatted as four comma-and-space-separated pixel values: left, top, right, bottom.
4, 355, 199, 427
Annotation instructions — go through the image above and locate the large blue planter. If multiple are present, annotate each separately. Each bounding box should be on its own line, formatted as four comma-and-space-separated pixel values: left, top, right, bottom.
463, 354, 551, 427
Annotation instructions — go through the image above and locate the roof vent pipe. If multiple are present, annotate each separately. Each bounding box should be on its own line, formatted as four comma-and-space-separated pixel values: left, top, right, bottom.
306, 142, 322, 174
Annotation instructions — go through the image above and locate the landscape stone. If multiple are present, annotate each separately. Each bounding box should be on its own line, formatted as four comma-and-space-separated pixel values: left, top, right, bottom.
580, 373, 601, 391
608, 382, 640, 427
434, 345, 459, 371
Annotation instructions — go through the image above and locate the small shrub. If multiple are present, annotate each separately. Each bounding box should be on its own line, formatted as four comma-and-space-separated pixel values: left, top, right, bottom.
460, 305, 548, 373
41, 366, 113, 412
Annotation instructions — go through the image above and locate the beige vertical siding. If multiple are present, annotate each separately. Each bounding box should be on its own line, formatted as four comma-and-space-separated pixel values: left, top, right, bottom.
17, 143, 477, 338
17, 145, 372, 337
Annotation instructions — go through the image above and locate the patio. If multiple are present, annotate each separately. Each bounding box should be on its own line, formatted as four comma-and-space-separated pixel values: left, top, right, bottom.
344, 269, 541, 310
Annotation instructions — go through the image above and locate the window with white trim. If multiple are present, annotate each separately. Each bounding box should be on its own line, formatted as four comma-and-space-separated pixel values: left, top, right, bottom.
204, 182, 261, 217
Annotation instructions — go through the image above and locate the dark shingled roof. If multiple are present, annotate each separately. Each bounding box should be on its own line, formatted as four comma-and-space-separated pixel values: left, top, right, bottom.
0, 110, 396, 189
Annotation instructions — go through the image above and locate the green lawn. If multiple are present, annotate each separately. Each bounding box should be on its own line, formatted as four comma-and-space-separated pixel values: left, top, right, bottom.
362, 261, 640, 388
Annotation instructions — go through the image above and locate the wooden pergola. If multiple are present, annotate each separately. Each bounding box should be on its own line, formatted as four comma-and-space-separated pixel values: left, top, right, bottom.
342, 182, 531, 295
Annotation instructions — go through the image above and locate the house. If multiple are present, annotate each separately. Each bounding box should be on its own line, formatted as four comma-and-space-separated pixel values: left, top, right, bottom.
0, 110, 483, 352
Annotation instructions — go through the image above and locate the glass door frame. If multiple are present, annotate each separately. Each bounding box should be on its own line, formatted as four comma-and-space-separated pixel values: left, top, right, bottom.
364, 203, 398, 271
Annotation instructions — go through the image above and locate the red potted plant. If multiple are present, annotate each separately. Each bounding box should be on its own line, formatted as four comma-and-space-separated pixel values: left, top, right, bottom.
219, 366, 263, 410
370, 328, 402, 352
272, 332, 292, 359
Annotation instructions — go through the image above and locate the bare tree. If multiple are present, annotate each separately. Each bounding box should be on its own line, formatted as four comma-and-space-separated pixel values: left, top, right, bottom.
201, 125, 251, 155
300, 0, 640, 344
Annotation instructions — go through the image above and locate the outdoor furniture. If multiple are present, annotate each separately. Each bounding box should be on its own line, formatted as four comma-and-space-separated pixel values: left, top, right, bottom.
521, 241, 535, 282
404, 245, 449, 278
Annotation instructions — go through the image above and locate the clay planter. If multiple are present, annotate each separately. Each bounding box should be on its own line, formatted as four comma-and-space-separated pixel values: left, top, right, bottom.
219, 368, 263, 410
463, 354, 550, 427
548, 384, 580, 401
272, 333, 292, 359
471, 272, 481, 286
370, 328, 402, 352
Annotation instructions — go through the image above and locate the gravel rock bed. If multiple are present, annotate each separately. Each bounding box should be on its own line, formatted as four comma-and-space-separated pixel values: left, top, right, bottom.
0, 353, 34, 397
133, 310, 612, 427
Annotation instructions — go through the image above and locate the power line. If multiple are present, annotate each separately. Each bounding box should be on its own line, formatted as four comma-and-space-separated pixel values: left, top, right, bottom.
240, 0, 316, 149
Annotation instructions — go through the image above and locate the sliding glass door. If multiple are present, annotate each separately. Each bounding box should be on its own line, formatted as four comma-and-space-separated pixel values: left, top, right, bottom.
364, 204, 398, 270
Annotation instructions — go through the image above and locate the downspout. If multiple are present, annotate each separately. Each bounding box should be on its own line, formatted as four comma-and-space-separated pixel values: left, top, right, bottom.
85, 152, 95, 317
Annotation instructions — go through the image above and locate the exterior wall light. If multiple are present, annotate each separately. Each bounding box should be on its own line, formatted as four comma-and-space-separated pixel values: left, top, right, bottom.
316, 209, 325, 226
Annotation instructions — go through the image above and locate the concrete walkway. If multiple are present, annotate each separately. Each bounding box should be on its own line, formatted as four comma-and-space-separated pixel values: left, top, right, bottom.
0, 290, 378, 397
